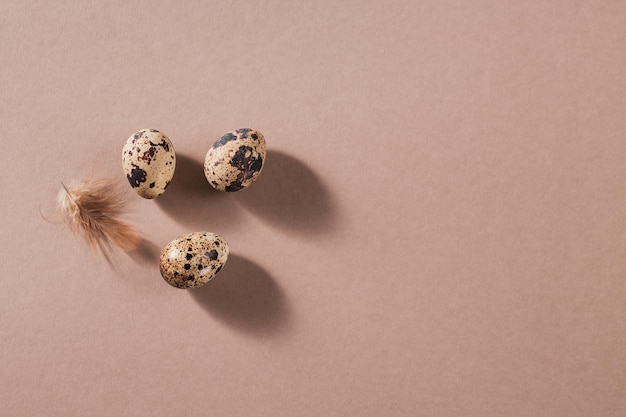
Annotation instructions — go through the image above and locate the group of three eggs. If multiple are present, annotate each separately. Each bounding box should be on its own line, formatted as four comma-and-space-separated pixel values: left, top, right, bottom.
121, 128, 267, 289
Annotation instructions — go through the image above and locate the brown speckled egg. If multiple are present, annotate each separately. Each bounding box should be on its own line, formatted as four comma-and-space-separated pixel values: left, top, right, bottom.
204, 128, 266, 192
159, 232, 229, 289
122, 129, 176, 199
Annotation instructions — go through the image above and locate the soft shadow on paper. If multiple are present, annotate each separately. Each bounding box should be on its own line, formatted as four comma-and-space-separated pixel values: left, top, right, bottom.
190, 254, 290, 338
126, 238, 160, 266
155, 154, 242, 228
237, 150, 337, 235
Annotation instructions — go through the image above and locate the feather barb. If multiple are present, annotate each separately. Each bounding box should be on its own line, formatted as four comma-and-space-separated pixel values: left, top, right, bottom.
57, 178, 140, 257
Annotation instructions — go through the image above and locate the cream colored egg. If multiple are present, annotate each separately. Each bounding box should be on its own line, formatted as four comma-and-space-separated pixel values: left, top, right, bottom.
159, 232, 229, 289
204, 128, 266, 192
122, 129, 176, 199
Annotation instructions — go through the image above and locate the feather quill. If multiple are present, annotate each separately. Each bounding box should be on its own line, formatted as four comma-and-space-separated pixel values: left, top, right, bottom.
57, 177, 140, 259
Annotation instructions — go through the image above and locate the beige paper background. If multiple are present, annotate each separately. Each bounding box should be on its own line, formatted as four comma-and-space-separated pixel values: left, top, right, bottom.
1, 1, 625, 415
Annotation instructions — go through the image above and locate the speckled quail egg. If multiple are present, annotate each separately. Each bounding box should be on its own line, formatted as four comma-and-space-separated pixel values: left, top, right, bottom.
204, 128, 266, 192
122, 129, 176, 199
159, 232, 229, 289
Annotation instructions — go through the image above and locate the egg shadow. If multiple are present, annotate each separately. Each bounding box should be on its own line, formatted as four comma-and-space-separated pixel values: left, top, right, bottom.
236, 150, 337, 235
190, 254, 291, 338
155, 154, 242, 230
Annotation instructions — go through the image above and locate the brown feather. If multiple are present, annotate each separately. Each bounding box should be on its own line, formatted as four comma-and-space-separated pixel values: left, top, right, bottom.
57, 177, 140, 257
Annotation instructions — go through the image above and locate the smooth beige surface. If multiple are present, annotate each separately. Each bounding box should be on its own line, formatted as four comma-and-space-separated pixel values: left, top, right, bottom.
1, 1, 625, 416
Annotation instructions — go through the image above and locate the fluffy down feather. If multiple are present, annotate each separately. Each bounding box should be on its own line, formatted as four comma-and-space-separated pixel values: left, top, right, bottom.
57, 177, 140, 258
